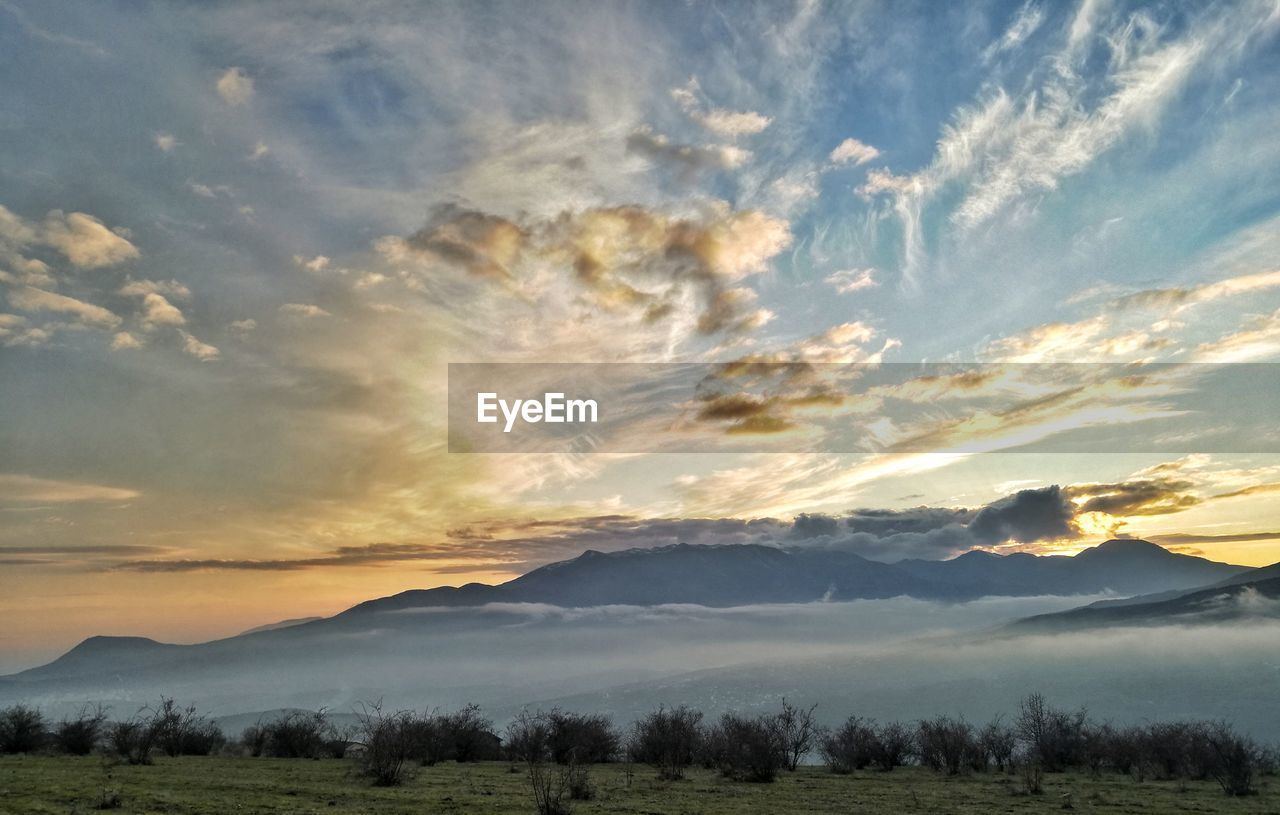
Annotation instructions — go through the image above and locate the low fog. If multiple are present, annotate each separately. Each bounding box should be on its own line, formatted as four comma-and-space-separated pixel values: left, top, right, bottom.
5, 594, 1279, 741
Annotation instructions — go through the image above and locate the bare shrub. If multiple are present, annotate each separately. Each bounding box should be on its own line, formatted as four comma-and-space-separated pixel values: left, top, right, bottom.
354, 701, 417, 786
979, 716, 1016, 773
1015, 749, 1044, 795
917, 715, 975, 776
109, 719, 158, 766
1014, 693, 1086, 772
629, 705, 703, 780
439, 703, 499, 762
1201, 721, 1262, 797
145, 699, 223, 756
55, 703, 109, 756
508, 710, 589, 815
820, 715, 877, 774
704, 712, 787, 782
258, 710, 335, 759
0, 704, 46, 754
872, 721, 913, 772
776, 699, 821, 771
546, 709, 618, 764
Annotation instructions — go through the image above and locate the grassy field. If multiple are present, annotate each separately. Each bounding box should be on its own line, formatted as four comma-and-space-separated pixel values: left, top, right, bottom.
0, 755, 1273, 815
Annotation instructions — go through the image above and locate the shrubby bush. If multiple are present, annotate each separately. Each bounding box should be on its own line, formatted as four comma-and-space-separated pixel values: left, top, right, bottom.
243, 710, 337, 759
917, 715, 976, 776
353, 702, 418, 786
0, 704, 45, 754
507, 710, 593, 815
54, 704, 109, 756
702, 712, 787, 782
628, 705, 702, 780
546, 709, 618, 765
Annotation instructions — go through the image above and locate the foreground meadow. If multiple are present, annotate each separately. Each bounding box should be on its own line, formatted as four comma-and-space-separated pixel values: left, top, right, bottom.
0, 756, 1274, 815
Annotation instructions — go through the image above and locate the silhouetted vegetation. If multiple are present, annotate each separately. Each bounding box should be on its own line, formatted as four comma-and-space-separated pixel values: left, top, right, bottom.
702, 711, 788, 782
506, 710, 593, 815
353, 701, 418, 786
243, 710, 338, 759
628, 705, 702, 780
0, 704, 45, 754
54, 704, 108, 756
3, 693, 1274, 801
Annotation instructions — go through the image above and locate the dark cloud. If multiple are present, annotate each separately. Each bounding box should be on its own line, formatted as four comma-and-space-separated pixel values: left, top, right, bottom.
106, 477, 1234, 574
790, 513, 840, 539
845, 506, 974, 537
1065, 478, 1201, 516
406, 204, 528, 281
968, 486, 1077, 544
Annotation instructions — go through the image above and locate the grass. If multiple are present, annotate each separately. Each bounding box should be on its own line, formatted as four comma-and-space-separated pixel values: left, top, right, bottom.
0, 755, 1273, 815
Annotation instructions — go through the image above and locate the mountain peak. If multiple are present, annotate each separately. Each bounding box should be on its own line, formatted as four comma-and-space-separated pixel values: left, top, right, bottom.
1089, 538, 1164, 555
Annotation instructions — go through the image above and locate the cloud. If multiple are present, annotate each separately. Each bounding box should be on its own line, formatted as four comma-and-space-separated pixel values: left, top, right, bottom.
864, 1, 1278, 282
967, 485, 1077, 544
829, 138, 881, 166
111, 331, 142, 350
401, 205, 527, 281
982, 1, 1045, 61
140, 292, 186, 328
179, 331, 220, 361
695, 109, 772, 137
216, 67, 254, 105
279, 303, 331, 319
386, 201, 791, 338
824, 268, 878, 294
38, 210, 139, 268
7, 286, 120, 328
1192, 309, 1280, 362
625, 128, 750, 176
1065, 478, 1201, 517
118, 279, 192, 300
0, 313, 48, 347
671, 78, 772, 136
293, 254, 331, 273
0, 474, 139, 504
154, 132, 178, 152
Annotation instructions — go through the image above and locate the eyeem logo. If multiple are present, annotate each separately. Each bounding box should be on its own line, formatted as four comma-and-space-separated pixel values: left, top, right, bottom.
476, 392, 598, 433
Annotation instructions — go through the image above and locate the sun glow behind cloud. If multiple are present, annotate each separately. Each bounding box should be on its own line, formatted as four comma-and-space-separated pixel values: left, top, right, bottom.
0, 0, 1278, 665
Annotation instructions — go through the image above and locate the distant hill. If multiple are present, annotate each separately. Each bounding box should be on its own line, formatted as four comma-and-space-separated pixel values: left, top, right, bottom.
0, 539, 1255, 717
342, 539, 1245, 616
895, 539, 1247, 598
239, 617, 324, 636
1006, 567, 1280, 634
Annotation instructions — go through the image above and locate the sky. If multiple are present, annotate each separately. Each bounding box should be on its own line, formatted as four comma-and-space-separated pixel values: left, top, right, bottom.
1, 0, 1279, 671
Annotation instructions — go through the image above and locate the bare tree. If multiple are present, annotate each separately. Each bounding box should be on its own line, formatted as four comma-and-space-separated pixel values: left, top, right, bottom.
508, 710, 589, 815
917, 715, 975, 776
0, 705, 46, 754
1201, 721, 1262, 797
704, 712, 788, 782
820, 715, 877, 774
979, 716, 1016, 773
872, 721, 913, 772
775, 699, 821, 771
630, 705, 703, 780
354, 701, 417, 786
55, 703, 109, 755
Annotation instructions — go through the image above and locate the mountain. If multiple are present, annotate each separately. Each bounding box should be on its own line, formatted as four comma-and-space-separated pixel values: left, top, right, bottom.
341, 539, 1244, 617
0, 539, 1253, 719
895, 539, 1247, 598
239, 617, 324, 636
1006, 566, 1280, 634
342, 543, 950, 616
